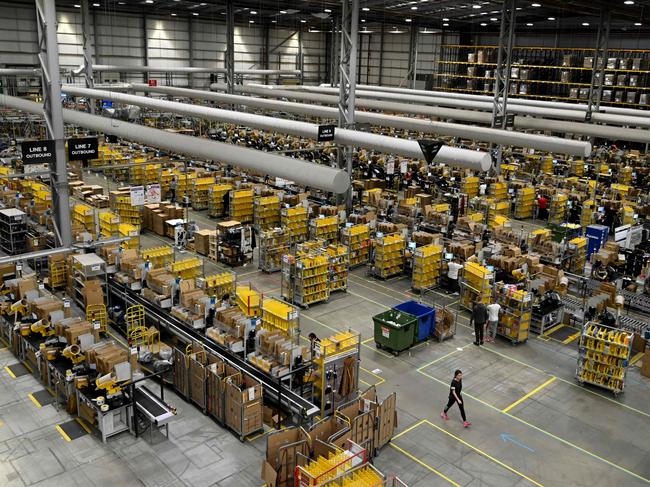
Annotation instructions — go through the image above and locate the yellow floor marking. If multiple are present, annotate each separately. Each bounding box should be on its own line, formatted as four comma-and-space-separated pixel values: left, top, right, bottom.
28, 393, 42, 408
392, 418, 428, 440
416, 343, 472, 372
76, 418, 93, 434
348, 277, 407, 302
389, 443, 462, 487
360, 366, 385, 385
4, 366, 16, 379
55, 424, 71, 442
347, 290, 390, 309
562, 332, 581, 345
423, 420, 544, 487
22, 362, 33, 374
502, 377, 557, 413
238, 269, 262, 278
416, 369, 650, 483
629, 352, 644, 366
361, 337, 374, 344
541, 324, 565, 337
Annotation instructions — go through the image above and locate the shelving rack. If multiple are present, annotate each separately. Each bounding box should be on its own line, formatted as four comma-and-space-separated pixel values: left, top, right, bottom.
576, 322, 633, 395
281, 251, 330, 307
169, 257, 202, 279
581, 199, 596, 228
110, 189, 141, 228
191, 177, 216, 210
487, 200, 510, 229
461, 176, 479, 197
98, 210, 120, 237
372, 233, 405, 279
436, 44, 650, 108
327, 244, 349, 293
253, 195, 281, 230
118, 223, 140, 249
567, 237, 588, 274
341, 224, 371, 268
460, 262, 494, 310
216, 221, 253, 267
260, 297, 299, 342
258, 227, 290, 273
73, 203, 95, 232
514, 187, 535, 219
207, 183, 232, 218
47, 257, 66, 290
128, 157, 148, 185
0, 208, 27, 255
229, 189, 254, 223
496, 285, 532, 344
197, 271, 235, 298
310, 215, 339, 244
175, 171, 196, 200
549, 194, 568, 224
490, 182, 508, 201
412, 244, 443, 292
141, 246, 174, 268
236, 284, 261, 317
281, 206, 309, 242
71, 253, 106, 308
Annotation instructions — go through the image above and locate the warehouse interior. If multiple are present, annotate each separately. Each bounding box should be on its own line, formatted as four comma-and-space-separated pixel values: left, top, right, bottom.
1, 0, 650, 486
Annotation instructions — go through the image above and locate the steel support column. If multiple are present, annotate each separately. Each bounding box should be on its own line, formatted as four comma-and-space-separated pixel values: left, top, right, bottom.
585, 10, 610, 125
337, 0, 359, 211
35, 0, 72, 247
378, 23, 384, 86
263, 24, 270, 85
298, 27, 304, 85
142, 15, 149, 85
225, 0, 235, 94
407, 23, 418, 89
330, 16, 341, 87
80, 0, 95, 114
189, 18, 195, 88
491, 0, 516, 172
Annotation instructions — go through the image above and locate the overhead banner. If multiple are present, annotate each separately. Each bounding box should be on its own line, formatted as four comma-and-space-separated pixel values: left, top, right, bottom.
21, 139, 56, 164
417, 140, 444, 165
317, 125, 336, 142
130, 185, 145, 206
67, 137, 99, 160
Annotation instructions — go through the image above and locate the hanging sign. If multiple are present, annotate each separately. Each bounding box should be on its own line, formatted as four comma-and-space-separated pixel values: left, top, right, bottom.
67, 137, 98, 160
386, 161, 395, 175
148, 79, 158, 87
130, 185, 145, 206
400, 160, 408, 174
317, 124, 336, 142
417, 140, 444, 165
505, 113, 515, 128
145, 183, 161, 204
21, 139, 56, 164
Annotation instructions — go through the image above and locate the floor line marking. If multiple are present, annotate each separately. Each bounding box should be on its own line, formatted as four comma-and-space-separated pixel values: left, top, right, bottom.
389, 443, 462, 487
416, 343, 472, 372
541, 324, 565, 337
28, 393, 42, 409
422, 420, 544, 487
392, 419, 428, 440
76, 417, 92, 434
629, 352, 644, 366
108, 330, 128, 348
238, 269, 262, 278
4, 366, 16, 379
361, 337, 374, 344
246, 425, 286, 442
416, 369, 650, 483
348, 277, 407, 302
502, 377, 557, 413
347, 290, 390, 309
55, 424, 71, 442
562, 332, 581, 345
360, 366, 385, 385
22, 362, 33, 374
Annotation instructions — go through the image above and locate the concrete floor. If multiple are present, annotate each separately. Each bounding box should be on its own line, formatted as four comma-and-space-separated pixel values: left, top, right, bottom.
0, 172, 649, 486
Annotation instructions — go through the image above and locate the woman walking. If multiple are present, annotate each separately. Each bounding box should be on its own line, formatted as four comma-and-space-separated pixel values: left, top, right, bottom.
441, 370, 471, 427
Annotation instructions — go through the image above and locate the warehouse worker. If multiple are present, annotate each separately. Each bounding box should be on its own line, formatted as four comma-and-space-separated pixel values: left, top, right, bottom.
446, 258, 463, 295
470, 302, 488, 346
486, 301, 501, 343
170, 176, 178, 203
441, 369, 471, 428
172, 274, 182, 307
141, 258, 152, 289
114, 244, 124, 270
536, 194, 549, 221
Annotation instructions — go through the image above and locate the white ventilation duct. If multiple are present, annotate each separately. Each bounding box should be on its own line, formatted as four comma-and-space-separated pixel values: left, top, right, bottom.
0, 94, 349, 193
88, 64, 300, 76
62, 85, 492, 171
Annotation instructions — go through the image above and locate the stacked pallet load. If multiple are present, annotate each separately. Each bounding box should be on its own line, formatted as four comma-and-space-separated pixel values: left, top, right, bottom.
460, 261, 493, 310
253, 195, 281, 230
98, 210, 120, 237
581, 199, 595, 227
229, 189, 254, 223
496, 285, 532, 344
207, 183, 232, 218
258, 227, 290, 272
119, 223, 139, 249
327, 244, 349, 292
341, 223, 371, 267
191, 176, 216, 210
514, 187, 535, 219
487, 200, 510, 229
197, 271, 235, 298
73, 203, 95, 232
373, 234, 405, 278
549, 193, 568, 223
412, 244, 442, 291
281, 206, 308, 242
310, 215, 339, 244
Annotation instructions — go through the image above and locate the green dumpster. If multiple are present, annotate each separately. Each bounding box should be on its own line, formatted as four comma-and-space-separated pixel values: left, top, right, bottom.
372, 309, 417, 355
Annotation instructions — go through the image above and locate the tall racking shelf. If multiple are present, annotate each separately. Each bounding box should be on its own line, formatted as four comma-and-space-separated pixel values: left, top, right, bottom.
412, 244, 443, 292
341, 223, 371, 268
141, 246, 173, 268
98, 210, 120, 237
260, 297, 299, 342
192, 177, 216, 211
461, 176, 479, 197
281, 206, 308, 242
327, 244, 349, 293
490, 182, 508, 201
373, 233, 405, 279
197, 271, 235, 299
71, 253, 106, 308
175, 171, 196, 200
496, 285, 532, 344
435, 44, 650, 107
110, 189, 141, 228
567, 236, 587, 274
119, 223, 139, 249
549, 194, 568, 224
460, 262, 493, 310
253, 195, 281, 230
73, 203, 95, 232
310, 215, 339, 244
258, 227, 290, 273
236, 284, 261, 317
281, 251, 330, 307
229, 189, 254, 223
576, 322, 633, 395
0, 208, 27, 255
207, 183, 232, 218
514, 187, 535, 219
169, 257, 202, 279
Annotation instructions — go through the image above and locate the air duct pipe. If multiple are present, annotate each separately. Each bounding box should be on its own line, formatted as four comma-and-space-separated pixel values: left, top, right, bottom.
0, 68, 42, 76
225, 84, 650, 144
61, 85, 492, 171
131, 83, 590, 157
87, 64, 300, 76
295, 85, 650, 128
326, 83, 650, 119
0, 94, 349, 194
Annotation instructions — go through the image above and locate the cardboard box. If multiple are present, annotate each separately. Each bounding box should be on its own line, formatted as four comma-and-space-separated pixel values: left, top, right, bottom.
194, 229, 215, 256
84, 279, 105, 306
261, 428, 309, 487
641, 349, 650, 378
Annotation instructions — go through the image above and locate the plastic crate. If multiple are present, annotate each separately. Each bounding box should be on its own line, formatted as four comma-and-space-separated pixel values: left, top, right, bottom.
394, 300, 436, 342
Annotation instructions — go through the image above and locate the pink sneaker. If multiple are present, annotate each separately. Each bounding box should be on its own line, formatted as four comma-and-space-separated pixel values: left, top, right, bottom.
441, 412, 449, 421
463, 421, 472, 428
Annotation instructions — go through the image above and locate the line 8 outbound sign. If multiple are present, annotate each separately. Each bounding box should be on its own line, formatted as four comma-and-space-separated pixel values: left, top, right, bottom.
67, 137, 99, 160
21, 140, 56, 165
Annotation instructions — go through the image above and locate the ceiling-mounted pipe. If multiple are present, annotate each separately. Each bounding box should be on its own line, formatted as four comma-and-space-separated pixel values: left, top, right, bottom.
62, 85, 492, 171
0, 68, 42, 76
134, 83, 590, 157
297, 85, 650, 129
0, 94, 349, 194
86, 64, 300, 76
229, 83, 650, 144
328, 83, 650, 119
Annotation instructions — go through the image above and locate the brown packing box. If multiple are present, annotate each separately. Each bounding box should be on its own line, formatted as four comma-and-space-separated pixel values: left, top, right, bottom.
83, 279, 104, 306
194, 229, 215, 256
64, 320, 97, 344
640, 349, 650, 378
32, 298, 63, 321
261, 428, 309, 487
153, 212, 168, 236
17, 277, 38, 298
181, 289, 205, 308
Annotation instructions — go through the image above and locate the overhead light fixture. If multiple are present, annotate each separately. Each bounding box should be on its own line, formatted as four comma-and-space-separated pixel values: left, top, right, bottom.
361, 19, 366, 22
200, 2, 207, 5
582, 22, 589, 26
171, 13, 177, 16
548, 17, 555, 20
192, 12, 199, 16
443, 23, 449, 26
634, 22, 642, 25
300, 19, 306, 23
271, 20, 277, 23
531, 2, 541, 6
472, 4, 482, 8
324, 8, 331, 12
405, 18, 412, 22
93, 2, 100, 6
249, 20, 254, 23
411, 6, 418, 9
443, 17, 449, 21
74, 3, 81, 6
362, 7, 370, 11
144, 0, 153, 3
490, 17, 497, 21
625, 0, 635, 4
480, 22, 487, 26
526, 22, 533, 26
516, 6, 522, 10
250, 10, 257, 14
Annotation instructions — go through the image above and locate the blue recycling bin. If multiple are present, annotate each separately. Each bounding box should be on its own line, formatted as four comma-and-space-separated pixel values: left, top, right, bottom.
393, 300, 436, 342
586, 224, 609, 257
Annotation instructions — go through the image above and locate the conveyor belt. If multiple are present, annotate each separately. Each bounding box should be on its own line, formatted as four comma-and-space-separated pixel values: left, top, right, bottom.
135, 385, 174, 424
108, 280, 319, 419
